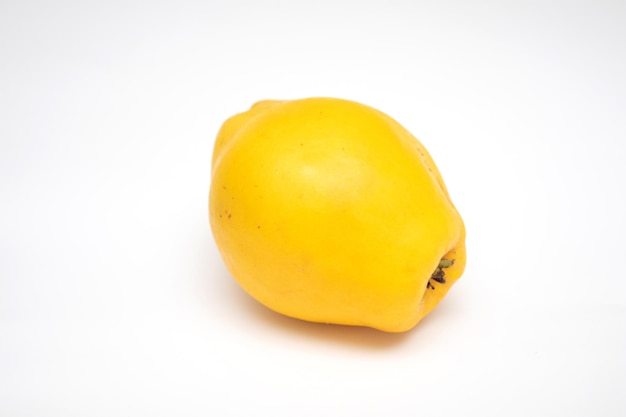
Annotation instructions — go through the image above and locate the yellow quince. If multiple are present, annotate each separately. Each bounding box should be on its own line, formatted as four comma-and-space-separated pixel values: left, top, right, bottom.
209, 98, 465, 332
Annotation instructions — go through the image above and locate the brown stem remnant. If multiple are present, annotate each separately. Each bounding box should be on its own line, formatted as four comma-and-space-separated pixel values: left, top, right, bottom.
427, 259, 455, 290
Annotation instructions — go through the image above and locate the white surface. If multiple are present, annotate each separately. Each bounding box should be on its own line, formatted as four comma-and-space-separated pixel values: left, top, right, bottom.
1, 0, 625, 415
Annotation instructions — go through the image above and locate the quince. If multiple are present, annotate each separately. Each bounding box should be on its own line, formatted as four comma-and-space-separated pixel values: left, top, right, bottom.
209, 98, 465, 332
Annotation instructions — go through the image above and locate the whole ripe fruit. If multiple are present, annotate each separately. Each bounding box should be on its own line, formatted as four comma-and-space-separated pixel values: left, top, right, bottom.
209, 98, 465, 332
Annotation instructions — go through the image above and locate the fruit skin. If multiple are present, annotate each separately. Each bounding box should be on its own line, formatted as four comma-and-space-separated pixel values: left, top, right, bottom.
209, 98, 465, 333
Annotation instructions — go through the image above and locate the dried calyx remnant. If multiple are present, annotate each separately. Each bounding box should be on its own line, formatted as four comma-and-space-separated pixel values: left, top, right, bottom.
427, 259, 455, 290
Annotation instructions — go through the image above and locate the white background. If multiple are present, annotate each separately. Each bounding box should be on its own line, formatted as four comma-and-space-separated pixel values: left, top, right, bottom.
1, 0, 625, 415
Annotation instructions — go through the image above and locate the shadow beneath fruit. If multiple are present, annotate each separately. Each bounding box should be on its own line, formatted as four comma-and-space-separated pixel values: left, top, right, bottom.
238, 290, 413, 349
210, 265, 418, 350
